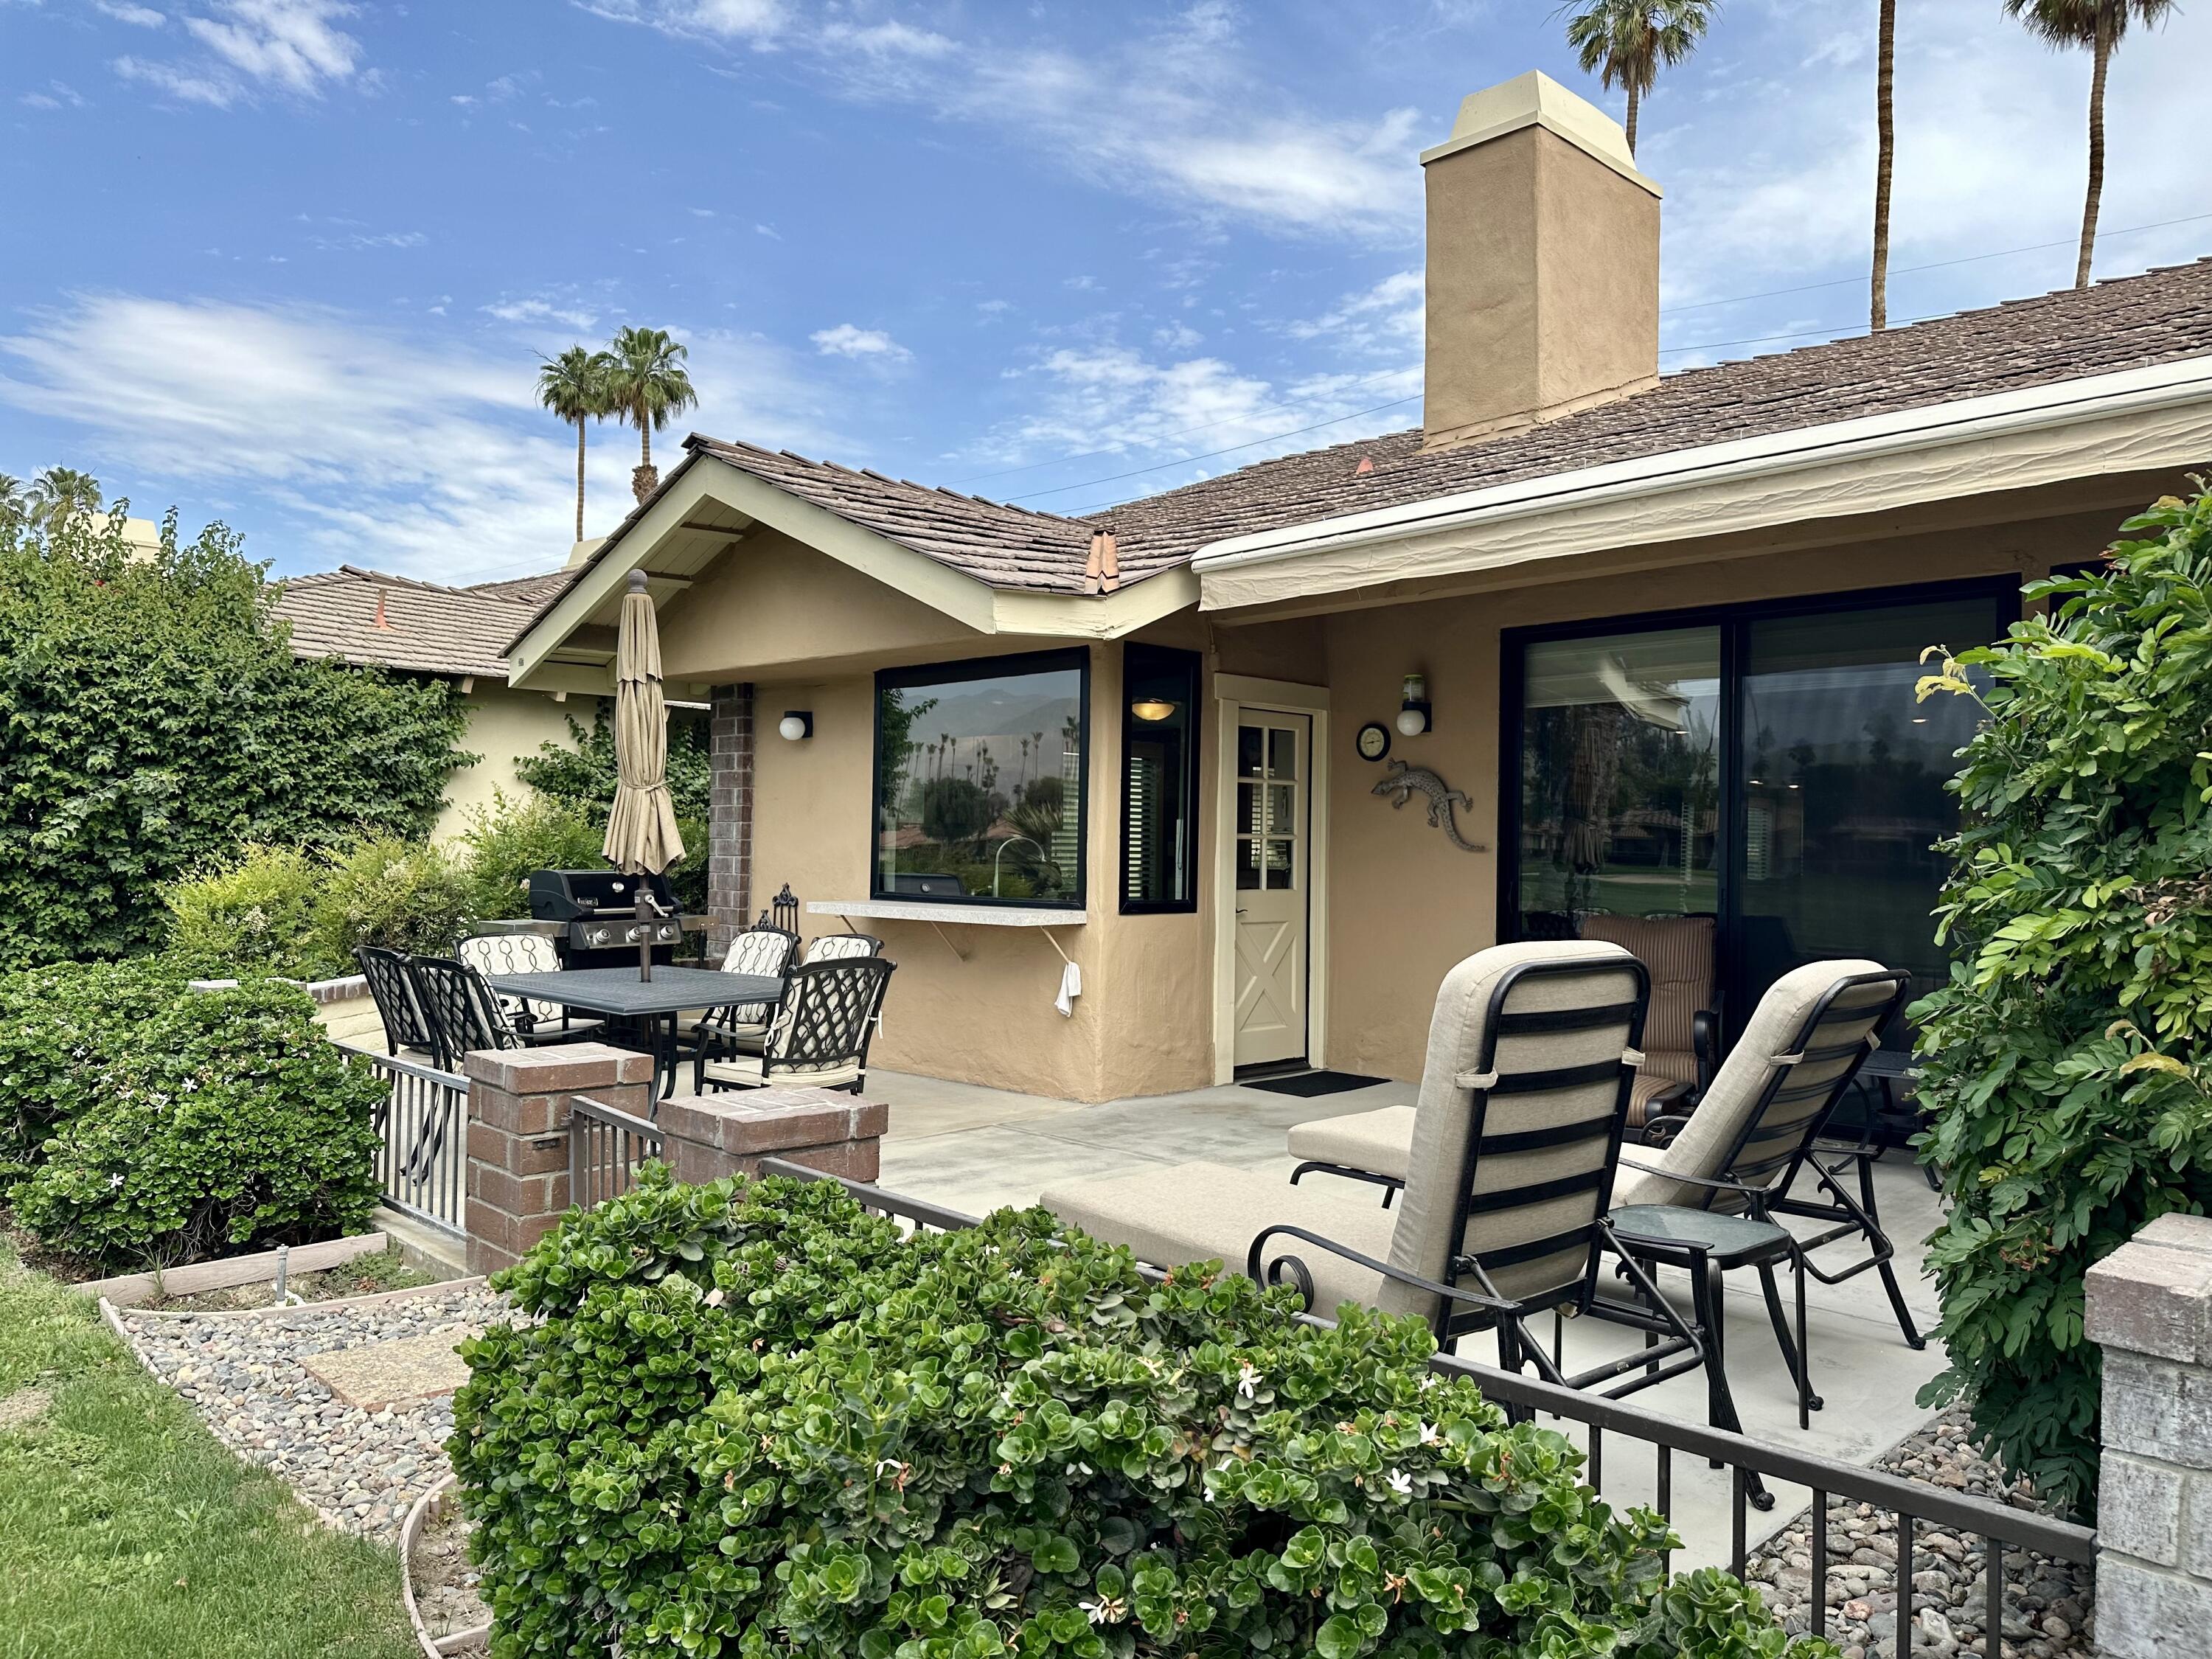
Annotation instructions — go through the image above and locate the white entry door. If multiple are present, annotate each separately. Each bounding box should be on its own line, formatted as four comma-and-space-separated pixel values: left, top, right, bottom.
1231, 712, 1310, 1068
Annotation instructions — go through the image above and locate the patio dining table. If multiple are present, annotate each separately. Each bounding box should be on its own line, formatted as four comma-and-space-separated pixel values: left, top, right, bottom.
484, 965, 787, 1102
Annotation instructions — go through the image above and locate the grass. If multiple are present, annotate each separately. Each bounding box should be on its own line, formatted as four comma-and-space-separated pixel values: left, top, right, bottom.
0, 1244, 420, 1659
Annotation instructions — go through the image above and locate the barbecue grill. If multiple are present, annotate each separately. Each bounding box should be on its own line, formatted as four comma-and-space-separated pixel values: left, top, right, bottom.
527, 869, 686, 969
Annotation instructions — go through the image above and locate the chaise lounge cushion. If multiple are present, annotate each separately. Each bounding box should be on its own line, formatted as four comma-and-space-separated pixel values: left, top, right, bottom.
1040, 1161, 1399, 1318
1612, 957, 1892, 1213
1287, 1104, 1418, 1181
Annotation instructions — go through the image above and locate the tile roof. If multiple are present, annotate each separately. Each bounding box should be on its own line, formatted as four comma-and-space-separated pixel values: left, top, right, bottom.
543, 257, 2212, 623
274, 565, 568, 678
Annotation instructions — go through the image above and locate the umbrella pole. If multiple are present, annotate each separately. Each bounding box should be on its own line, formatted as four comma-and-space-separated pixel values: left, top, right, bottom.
636, 888, 653, 982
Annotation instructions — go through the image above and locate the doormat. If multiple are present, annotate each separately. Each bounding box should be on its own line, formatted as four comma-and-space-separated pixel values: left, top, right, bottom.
1243, 1070, 1388, 1098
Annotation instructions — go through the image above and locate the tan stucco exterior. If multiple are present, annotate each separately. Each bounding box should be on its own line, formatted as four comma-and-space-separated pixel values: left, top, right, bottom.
434, 682, 598, 841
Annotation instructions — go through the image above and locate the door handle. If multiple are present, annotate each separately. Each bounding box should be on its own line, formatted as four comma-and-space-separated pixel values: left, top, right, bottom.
1236, 906, 1248, 915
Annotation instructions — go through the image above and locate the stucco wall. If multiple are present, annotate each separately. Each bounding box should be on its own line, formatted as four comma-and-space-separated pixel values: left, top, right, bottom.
436, 683, 594, 840
1309, 504, 2132, 1083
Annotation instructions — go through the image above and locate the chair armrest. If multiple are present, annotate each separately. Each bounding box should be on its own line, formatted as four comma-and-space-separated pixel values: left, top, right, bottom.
1692, 1009, 1720, 1093
1638, 1110, 1694, 1148
1245, 1223, 1517, 1320
1613, 1158, 1773, 1205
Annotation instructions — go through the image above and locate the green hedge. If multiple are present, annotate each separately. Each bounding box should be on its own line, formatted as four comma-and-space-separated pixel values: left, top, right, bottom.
4, 967, 383, 1268
449, 1169, 1827, 1659
0, 503, 471, 969
1914, 487, 2212, 1519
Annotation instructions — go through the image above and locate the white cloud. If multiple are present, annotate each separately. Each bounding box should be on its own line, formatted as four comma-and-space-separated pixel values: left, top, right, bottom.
810, 323, 911, 361
581, 0, 787, 46
112, 54, 234, 105
753, 221, 781, 239
482, 296, 599, 330
1287, 268, 1422, 352
94, 1, 167, 24
114, 0, 359, 106
0, 296, 837, 580
18, 80, 87, 108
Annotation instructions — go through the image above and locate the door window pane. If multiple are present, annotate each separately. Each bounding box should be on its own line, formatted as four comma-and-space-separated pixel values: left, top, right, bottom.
1515, 627, 1723, 939
1237, 726, 1264, 776
1121, 645, 1201, 911
1267, 728, 1297, 780
874, 653, 1085, 905
1736, 598, 2000, 1030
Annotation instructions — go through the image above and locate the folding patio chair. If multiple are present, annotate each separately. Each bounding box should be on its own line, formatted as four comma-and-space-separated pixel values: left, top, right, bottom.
1040, 940, 1792, 1503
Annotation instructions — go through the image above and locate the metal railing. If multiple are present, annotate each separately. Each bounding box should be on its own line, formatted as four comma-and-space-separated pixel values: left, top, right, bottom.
336, 1041, 468, 1236
571, 1094, 664, 1211
757, 1158, 2096, 1650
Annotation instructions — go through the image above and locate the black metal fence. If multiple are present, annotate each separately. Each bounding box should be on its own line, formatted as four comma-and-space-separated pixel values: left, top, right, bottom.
570, 1093, 664, 1211
336, 1041, 467, 1236
757, 1157, 2096, 1649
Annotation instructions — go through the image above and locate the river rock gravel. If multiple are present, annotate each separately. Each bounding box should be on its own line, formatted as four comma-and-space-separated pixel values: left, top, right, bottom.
1741, 1409, 2092, 1658
114, 1283, 508, 1541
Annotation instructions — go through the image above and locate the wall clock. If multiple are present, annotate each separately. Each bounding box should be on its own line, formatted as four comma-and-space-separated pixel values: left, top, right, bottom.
1355, 721, 1392, 762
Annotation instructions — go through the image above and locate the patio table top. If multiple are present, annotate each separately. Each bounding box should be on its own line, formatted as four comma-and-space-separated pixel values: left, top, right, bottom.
484, 965, 784, 1018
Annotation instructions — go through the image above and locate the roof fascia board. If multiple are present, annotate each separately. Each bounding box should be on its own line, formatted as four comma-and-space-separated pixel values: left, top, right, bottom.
991, 567, 1200, 639
1194, 357, 2212, 611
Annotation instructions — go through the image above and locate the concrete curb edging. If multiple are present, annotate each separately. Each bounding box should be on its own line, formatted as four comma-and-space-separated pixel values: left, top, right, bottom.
402, 1475, 492, 1658
114, 1273, 492, 1320
73, 1230, 396, 1307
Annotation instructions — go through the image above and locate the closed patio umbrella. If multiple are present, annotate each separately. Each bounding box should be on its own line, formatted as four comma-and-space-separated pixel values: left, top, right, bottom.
605, 570, 685, 968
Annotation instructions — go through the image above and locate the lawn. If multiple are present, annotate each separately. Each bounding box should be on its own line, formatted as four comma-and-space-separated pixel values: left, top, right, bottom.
0, 1243, 420, 1659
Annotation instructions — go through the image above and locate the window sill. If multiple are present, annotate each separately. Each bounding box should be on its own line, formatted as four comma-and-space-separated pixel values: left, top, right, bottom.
808, 899, 1087, 928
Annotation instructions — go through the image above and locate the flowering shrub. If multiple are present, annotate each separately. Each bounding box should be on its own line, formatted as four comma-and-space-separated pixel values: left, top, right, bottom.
450, 1168, 1829, 1659
161, 843, 328, 981
1914, 487, 2212, 1518
6, 974, 383, 1267
0, 957, 181, 1187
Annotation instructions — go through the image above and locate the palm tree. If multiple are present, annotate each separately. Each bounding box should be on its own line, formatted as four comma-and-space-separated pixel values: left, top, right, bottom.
0, 474, 23, 535
538, 346, 613, 542
602, 326, 698, 501
1871, 0, 1897, 330
27, 467, 102, 530
2003, 0, 2177, 289
1559, 0, 1719, 157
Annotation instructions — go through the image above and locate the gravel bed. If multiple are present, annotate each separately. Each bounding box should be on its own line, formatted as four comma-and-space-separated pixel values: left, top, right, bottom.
116, 1283, 509, 1541
1742, 1410, 2091, 1658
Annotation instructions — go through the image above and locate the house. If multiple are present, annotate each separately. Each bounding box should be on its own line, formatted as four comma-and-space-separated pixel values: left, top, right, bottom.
504, 69, 2212, 1105
274, 564, 586, 838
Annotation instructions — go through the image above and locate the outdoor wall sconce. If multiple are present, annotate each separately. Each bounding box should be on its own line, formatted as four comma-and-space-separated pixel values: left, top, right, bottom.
1130, 695, 1178, 723
1396, 672, 1432, 737
778, 711, 813, 742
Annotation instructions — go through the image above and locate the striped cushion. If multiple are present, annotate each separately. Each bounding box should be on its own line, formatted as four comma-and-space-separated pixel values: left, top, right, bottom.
1579, 914, 1714, 1085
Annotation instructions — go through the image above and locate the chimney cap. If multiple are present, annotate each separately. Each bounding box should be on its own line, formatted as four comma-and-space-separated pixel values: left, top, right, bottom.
1420, 70, 1659, 199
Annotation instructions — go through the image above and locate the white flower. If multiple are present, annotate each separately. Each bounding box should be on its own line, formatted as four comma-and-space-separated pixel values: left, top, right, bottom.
1418, 1373, 1440, 1392
108, 1172, 125, 1188
1236, 1363, 1262, 1399
877, 1458, 904, 1477
1417, 1422, 1441, 1446
1387, 1469, 1413, 1497
1081, 1599, 1127, 1626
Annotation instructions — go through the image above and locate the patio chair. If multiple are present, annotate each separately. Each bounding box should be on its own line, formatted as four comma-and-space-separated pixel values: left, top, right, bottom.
404, 953, 586, 1073
1286, 914, 1719, 1206
456, 931, 605, 1043
693, 956, 895, 1096
801, 931, 883, 964
1040, 942, 1802, 1495
1615, 961, 1922, 1381
682, 923, 800, 1060
355, 945, 439, 1061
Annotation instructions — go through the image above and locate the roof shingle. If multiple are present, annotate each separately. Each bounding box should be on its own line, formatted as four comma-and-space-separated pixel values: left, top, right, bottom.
275, 565, 572, 678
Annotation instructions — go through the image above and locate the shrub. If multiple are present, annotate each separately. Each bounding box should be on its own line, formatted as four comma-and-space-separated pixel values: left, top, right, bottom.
7, 975, 383, 1267
454, 789, 609, 921
307, 834, 475, 967
450, 1169, 1828, 1659
0, 499, 471, 968
0, 958, 183, 1187
161, 844, 327, 981
1913, 487, 2212, 1519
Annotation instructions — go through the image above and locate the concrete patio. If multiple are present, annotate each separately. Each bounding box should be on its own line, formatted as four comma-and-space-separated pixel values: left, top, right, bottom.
869, 1068, 1951, 1568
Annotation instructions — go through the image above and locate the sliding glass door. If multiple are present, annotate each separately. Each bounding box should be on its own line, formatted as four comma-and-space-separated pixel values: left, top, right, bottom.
1508, 582, 2011, 1055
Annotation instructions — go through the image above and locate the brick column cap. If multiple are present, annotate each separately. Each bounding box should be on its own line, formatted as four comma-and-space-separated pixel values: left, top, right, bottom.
462, 1043, 657, 1093
2089, 1214, 2212, 1365
659, 1088, 888, 1155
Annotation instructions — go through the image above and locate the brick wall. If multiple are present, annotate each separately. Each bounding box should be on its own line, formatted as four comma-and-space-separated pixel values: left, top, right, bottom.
2087, 1211, 2212, 1655
708, 682, 754, 958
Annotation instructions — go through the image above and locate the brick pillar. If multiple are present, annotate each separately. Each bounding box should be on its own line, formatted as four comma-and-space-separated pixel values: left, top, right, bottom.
2086, 1212, 2212, 1655
655, 1087, 888, 1187
462, 1043, 656, 1276
708, 683, 755, 960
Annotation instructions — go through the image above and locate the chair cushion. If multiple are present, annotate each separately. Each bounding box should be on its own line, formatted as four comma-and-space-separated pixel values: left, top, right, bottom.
1040, 1161, 1399, 1320
1287, 1105, 1416, 1182
1612, 958, 1890, 1213
700, 1053, 862, 1091
1579, 914, 1713, 1085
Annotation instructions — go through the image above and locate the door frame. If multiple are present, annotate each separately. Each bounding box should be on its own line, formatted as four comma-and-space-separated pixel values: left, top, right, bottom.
1495, 574, 2020, 1040
1211, 675, 1331, 1085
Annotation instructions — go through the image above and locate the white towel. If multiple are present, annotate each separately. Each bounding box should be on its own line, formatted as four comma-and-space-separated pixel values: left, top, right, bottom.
1054, 960, 1082, 1018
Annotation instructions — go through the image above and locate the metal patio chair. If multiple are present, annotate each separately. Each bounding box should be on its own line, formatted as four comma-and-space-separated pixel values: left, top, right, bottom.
694, 956, 895, 1096
684, 923, 800, 1062
457, 931, 605, 1043
355, 945, 439, 1061
1040, 940, 1792, 1504
800, 930, 883, 964
405, 953, 589, 1073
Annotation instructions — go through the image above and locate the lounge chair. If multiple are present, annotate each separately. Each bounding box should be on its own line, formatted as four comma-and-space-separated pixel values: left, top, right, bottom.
1040, 942, 1778, 1468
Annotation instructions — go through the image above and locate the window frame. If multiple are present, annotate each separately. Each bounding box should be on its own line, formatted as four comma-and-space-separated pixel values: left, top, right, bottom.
869, 647, 1091, 911
1118, 643, 1203, 916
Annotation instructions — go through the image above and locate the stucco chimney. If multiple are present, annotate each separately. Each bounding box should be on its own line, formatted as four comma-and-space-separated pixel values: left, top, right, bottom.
1419, 71, 1660, 452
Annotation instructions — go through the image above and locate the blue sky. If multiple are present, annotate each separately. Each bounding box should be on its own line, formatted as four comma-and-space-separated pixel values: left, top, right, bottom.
4, 0, 2210, 584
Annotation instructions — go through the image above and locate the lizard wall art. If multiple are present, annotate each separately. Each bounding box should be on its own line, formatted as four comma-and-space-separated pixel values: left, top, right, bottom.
1371, 759, 1487, 852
